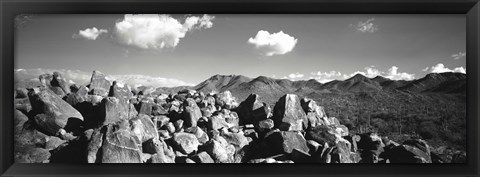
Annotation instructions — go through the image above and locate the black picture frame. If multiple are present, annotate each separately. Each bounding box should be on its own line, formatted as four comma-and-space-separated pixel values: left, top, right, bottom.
1, 0, 479, 177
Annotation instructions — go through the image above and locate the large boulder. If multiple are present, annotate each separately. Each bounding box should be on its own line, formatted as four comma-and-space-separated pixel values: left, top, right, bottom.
129, 114, 158, 143
215, 91, 239, 109
14, 110, 51, 163
204, 139, 235, 163
300, 98, 326, 118
383, 139, 432, 163
305, 125, 337, 147
356, 133, 385, 163
236, 94, 270, 125
220, 131, 249, 150
191, 151, 214, 163
172, 132, 200, 154
272, 94, 308, 131
182, 98, 202, 128
51, 72, 71, 95
265, 130, 309, 155
88, 124, 143, 163
39, 73, 65, 96
98, 97, 136, 126
108, 81, 132, 100
136, 100, 153, 115
88, 71, 111, 97
28, 87, 84, 135
150, 139, 175, 163
14, 97, 32, 114
208, 113, 236, 131
185, 126, 209, 144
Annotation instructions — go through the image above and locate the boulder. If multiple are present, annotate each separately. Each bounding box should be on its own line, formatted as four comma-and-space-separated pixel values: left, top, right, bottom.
43, 136, 67, 150
305, 112, 325, 129
182, 98, 202, 128
88, 70, 111, 97
154, 115, 170, 129
14, 109, 28, 134
98, 97, 130, 126
165, 122, 176, 134
174, 119, 184, 131
256, 119, 274, 133
86, 127, 105, 163
208, 113, 238, 131
330, 139, 354, 163
185, 126, 209, 144
152, 105, 168, 116
215, 91, 239, 109
191, 151, 214, 163
172, 132, 200, 154
15, 88, 29, 98
220, 131, 249, 150
265, 130, 309, 155
129, 114, 158, 143
236, 94, 270, 125
39, 73, 65, 96
204, 139, 235, 163
300, 98, 326, 118
137, 100, 153, 115
383, 139, 432, 163
100, 124, 143, 163
272, 94, 308, 131
14, 98, 32, 114
15, 147, 51, 163
305, 125, 337, 147
108, 81, 132, 100
357, 133, 384, 163
151, 139, 175, 163
51, 72, 71, 95
28, 87, 84, 135
14, 110, 51, 163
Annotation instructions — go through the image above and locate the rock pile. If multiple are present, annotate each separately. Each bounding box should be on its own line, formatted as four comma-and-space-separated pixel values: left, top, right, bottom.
13, 71, 449, 163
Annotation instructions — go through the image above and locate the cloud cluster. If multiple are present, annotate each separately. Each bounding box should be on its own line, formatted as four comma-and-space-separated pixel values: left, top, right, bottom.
282, 72, 304, 80
108, 74, 194, 88
451, 52, 466, 60
309, 71, 342, 83
14, 68, 194, 88
425, 63, 466, 74
73, 27, 108, 40
345, 66, 415, 80
352, 18, 378, 33
248, 30, 298, 56
308, 66, 415, 83
114, 14, 214, 49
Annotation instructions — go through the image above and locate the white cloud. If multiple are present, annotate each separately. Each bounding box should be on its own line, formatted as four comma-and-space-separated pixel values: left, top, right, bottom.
427, 63, 466, 74
282, 72, 304, 81
114, 14, 214, 50
310, 70, 342, 83
451, 52, 466, 60
107, 74, 194, 88
248, 30, 298, 56
384, 66, 415, 80
14, 68, 194, 88
73, 27, 108, 40
351, 18, 378, 33
422, 67, 429, 72
341, 66, 415, 81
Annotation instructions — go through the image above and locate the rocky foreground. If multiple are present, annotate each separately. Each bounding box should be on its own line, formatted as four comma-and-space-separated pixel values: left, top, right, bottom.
13, 71, 465, 163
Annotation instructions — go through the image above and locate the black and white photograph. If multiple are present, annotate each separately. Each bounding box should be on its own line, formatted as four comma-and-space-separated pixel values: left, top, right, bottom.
13, 14, 467, 164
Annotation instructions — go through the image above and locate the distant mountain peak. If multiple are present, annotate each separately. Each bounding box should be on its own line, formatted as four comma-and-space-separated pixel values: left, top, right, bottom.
348, 73, 369, 81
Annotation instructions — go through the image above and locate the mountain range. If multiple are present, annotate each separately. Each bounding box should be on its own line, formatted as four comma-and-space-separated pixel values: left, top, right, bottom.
173, 72, 465, 104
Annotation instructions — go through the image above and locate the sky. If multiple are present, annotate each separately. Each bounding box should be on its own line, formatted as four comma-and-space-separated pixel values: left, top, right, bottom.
14, 14, 466, 87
